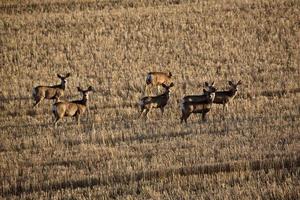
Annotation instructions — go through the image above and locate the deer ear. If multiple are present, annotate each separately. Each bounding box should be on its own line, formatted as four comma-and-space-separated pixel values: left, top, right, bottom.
169, 82, 174, 87
65, 73, 71, 78
228, 81, 233, 86
161, 83, 167, 88
237, 80, 242, 85
204, 82, 209, 87
203, 89, 207, 93
77, 87, 82, 92
57, 74, 62, 78
211, 81, 214, 86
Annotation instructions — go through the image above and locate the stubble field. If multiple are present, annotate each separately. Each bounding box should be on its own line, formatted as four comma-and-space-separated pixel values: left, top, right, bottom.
1, 0, 300, 199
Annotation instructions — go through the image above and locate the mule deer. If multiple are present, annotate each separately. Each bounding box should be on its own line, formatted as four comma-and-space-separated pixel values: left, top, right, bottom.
145, 71, 172, 94
32, 73, 71, 107
52, 86, 94, 127
139, 82, 174, 120
180, 82, 217, 124
213, 80, 241, 111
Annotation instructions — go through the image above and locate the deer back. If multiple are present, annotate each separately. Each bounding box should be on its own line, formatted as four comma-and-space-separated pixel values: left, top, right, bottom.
140, 93, 168, 109
187, 101, 213, 113
182, 94, 208, 103
54, 101, 79, 117
46, 87, 64, 99
214, 90, 235, 104
147, 72, 172, 86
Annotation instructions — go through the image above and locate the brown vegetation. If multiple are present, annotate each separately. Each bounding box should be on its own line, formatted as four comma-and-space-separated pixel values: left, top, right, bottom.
0, 0, 299, 199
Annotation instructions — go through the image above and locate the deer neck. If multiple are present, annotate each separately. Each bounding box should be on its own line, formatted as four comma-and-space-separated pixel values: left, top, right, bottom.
57, 81, 66, 90
79, 96, 88, 106
228, 89, 237, 97
161, 91, 170, 99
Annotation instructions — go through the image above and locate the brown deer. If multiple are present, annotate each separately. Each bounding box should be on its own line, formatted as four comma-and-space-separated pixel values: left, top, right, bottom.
145, 71, 173, 94
180, 82, 217, 124
139, 82, 174, 120
32, 73, 71, 107
52, 86, 94, 127
213, 80, 241, 111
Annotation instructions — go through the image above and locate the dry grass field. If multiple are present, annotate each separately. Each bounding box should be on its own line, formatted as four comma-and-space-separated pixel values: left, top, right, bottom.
1, 0, 300, 199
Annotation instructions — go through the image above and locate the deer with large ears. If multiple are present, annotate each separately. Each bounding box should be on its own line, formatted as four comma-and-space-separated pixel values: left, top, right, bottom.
213, 80, 242, 112
52, 86, 94, 127
32, 73, 71, 107
180, 82, 217, 124
139, 82, 174, 120
145, 71, 173, 95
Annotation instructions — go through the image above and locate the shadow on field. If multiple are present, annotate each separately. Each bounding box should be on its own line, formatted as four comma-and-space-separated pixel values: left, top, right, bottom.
94, 120, 300, 147
1, 113, 299, 136
2, 155, 300, 197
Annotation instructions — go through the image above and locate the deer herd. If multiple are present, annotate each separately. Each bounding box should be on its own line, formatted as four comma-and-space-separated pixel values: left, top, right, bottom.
32, 72, 241, 127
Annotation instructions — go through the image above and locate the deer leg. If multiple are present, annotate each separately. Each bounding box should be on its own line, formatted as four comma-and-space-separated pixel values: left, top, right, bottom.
180, 114, 184, 124
157, 85, 162, 94
160, 107, 164, 116
184, 113, 191, 124
144, 109, 150, 121
33, 97, 43, 108
202, 112, 207, 122
76, 113, 80, 126
181, 112, 189, 124
144, 85, 149, 96
139, 109, 146, 118
145, 84, 152, 96
54, 117, 60, 128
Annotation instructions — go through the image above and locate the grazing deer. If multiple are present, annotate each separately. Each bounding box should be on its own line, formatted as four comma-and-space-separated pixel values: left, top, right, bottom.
139, 82, 174, 120
52, 86, 94, 127
145, 71, 173, 94
32, 73, 71, 107
213, 80, 241, 111
180, 82, 217, 124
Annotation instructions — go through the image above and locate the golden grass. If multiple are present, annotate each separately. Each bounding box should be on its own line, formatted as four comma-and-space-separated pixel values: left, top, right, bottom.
0, 0, 300, 199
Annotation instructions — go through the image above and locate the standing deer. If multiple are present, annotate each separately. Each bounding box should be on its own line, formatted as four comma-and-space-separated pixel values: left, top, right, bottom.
52, 86, 94, 127
213, 80, 241, 112
145, 71, 173, 95
32, 73, 71, 107
180, 82, 217, 124
139, 82, 174, 120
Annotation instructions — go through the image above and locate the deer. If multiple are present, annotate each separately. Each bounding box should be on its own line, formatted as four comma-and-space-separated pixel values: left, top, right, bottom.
52, 86, 94, 127
213, 80, 242, 112
32, 73, 71, 108
139, 82, 174, 120
180, 82, 217, 124
145, 71, 173, 95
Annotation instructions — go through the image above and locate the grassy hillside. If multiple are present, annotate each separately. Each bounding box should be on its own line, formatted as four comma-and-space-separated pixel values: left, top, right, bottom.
1, 0, 299, 199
